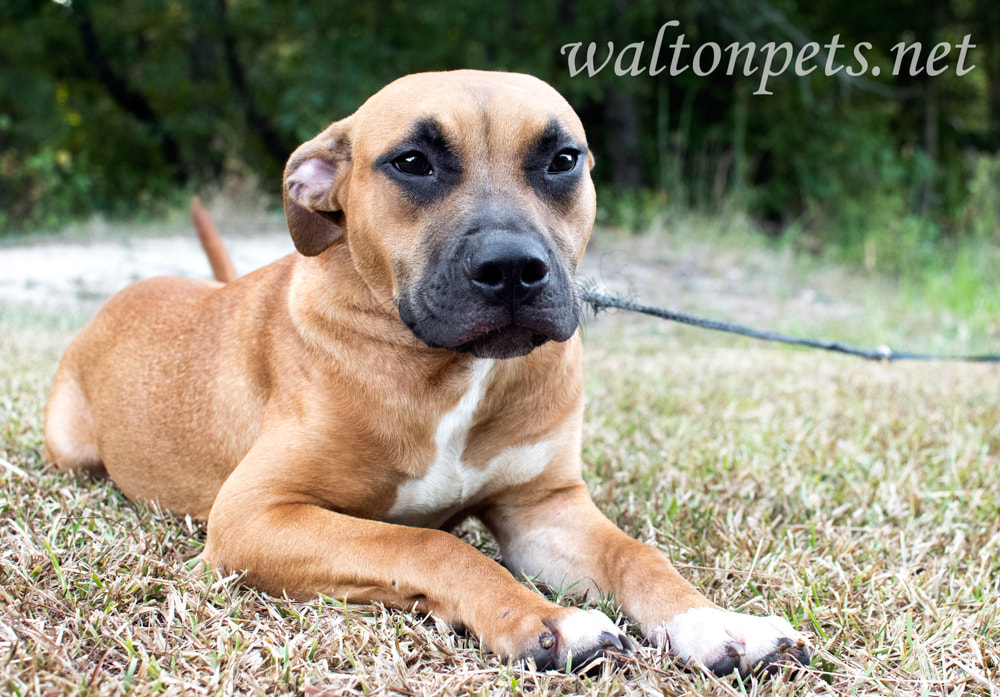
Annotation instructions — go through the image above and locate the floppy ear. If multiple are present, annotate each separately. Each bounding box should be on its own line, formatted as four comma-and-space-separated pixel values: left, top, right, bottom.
283, 117, 354, 256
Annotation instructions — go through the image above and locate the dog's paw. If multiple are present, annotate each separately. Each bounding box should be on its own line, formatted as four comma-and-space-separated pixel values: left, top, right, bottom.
649, 607, 810, 677
526, 609, 634, 672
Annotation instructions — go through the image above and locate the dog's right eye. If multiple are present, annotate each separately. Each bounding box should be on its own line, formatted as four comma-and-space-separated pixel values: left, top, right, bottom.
392, 152, 433, 176
547, 149, 579, 173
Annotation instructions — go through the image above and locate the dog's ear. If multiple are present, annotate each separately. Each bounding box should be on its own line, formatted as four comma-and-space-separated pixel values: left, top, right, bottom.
283, 118, 354, 256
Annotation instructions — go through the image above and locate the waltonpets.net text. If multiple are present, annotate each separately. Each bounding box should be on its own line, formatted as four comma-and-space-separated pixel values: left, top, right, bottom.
561, 21, 976, 95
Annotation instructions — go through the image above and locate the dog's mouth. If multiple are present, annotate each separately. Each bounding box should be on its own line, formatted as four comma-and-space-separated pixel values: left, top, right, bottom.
398, 296, 579, 360
453, 325, 553, 359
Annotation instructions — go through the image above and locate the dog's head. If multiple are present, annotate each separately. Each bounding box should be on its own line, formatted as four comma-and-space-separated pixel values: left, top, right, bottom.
283, 70, 595, 359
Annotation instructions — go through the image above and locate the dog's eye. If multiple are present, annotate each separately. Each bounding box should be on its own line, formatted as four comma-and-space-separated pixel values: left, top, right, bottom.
547, 149, 578, 173
392, 152, 433, 176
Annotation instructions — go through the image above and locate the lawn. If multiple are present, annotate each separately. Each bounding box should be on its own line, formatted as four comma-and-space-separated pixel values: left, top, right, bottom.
1, 212, 998, 696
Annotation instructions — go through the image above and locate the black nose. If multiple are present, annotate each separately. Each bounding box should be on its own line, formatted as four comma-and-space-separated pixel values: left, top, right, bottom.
467, 231, 551, 305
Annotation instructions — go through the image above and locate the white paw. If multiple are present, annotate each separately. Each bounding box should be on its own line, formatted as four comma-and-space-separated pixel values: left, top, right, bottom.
530, 609, 633, 671
650, 607, 810, 677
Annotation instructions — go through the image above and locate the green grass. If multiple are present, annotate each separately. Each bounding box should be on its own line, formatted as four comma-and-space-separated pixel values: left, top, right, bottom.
2, 215, 999, 695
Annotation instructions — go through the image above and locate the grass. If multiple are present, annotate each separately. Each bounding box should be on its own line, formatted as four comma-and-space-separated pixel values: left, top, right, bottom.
587, 203, 1000, 354
2, 212, 999, 696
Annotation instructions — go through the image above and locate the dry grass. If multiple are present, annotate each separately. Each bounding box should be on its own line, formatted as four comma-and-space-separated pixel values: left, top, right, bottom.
2, 226, 999, 696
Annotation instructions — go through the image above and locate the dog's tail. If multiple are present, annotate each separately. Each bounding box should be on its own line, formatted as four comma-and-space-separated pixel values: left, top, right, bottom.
191, 197, 238, 283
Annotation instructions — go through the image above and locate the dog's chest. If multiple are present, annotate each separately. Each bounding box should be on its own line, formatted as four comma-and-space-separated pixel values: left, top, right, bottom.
386, 359, 553, 528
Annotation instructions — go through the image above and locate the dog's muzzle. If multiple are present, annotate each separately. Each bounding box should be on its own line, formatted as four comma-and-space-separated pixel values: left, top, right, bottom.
398, 229, 579, 359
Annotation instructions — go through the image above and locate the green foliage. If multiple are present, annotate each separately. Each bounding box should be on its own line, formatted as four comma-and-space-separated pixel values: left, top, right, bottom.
0, 0, 997, 255
959, 152, 1000, 239
595, 188, 670, 234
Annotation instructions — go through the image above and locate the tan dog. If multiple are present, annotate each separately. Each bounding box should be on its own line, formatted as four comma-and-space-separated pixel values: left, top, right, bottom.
44, 70, 809, 676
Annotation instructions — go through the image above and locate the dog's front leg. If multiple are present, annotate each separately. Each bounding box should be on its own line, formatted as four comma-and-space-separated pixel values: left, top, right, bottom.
201, 443, 630, 669
481, 483, 811, 676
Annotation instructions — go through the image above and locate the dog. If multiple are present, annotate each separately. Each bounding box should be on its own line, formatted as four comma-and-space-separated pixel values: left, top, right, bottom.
44, 70, 810, 676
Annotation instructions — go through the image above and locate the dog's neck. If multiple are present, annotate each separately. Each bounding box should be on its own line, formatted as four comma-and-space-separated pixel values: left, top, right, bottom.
286, 243, 486, 378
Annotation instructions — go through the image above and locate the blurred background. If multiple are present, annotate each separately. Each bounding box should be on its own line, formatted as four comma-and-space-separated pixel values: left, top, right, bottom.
1, 0, 997, 279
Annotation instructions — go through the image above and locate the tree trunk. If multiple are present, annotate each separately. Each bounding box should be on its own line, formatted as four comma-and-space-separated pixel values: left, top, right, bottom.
72, 2, 188, 184
603, 89, 644, 189
216, 0, 291, 167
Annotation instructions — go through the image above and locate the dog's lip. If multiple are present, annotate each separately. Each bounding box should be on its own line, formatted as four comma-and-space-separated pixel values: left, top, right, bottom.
407, 312, 552, 354
452, 325, 550, 358
440, 311, 572, 349
447, 317, 513, 347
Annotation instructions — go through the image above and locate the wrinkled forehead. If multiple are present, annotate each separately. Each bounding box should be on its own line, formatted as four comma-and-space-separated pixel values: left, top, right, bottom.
350, 71, 586, 160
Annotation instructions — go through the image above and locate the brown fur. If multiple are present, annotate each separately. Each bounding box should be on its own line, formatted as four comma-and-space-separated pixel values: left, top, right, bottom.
44, 71, 806, 673
191, 197, 238, 283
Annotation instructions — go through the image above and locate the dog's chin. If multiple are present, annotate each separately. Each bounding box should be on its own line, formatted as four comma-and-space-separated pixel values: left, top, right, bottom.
453, 326, 551, 359
398, 297, 579, 359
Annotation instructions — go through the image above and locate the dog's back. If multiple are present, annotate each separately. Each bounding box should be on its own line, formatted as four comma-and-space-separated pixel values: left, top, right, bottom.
44, 259, 290, 517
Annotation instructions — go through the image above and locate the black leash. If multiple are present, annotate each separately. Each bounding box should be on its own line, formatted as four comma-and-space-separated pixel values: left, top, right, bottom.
581, 291, 1000, 363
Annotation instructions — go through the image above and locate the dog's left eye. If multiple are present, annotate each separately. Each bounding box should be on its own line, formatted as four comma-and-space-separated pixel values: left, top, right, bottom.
392, 152, 434, 176
547, 150, 578, 173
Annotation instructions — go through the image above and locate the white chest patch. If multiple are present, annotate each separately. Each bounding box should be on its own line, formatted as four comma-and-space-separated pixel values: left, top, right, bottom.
387, 359, 554, 528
